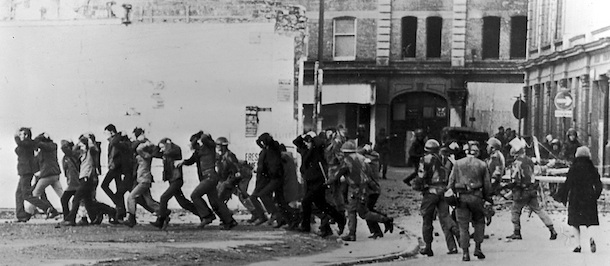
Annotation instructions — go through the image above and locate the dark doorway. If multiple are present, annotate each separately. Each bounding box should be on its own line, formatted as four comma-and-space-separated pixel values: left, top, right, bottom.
389, 92, 448, 166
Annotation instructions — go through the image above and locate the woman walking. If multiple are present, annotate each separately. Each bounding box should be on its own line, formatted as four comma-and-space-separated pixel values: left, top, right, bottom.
554, 146, 603, 253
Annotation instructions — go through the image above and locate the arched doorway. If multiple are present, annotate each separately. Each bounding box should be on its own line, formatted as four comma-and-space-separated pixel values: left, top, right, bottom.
389, 92, 449, 166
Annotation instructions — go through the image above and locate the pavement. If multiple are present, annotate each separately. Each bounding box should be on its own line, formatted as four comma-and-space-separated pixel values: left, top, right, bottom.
248, 216, 420, 266
374, 205, 610, 266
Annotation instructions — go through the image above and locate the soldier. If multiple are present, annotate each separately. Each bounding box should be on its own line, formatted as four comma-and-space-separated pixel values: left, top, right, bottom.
330, 140, 394, 242
447, 141, 492, 261
486, 138, 505, 197
505, 142, 558, 241
417, 139, 459, 256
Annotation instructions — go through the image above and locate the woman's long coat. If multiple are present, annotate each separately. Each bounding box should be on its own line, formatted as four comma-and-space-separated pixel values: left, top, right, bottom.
555, 157, 603, 226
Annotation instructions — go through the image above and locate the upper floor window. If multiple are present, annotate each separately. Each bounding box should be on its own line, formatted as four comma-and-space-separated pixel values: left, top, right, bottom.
333, 17, 357, 60
426, 16, 442, 58
510, 16, 527, 58
402, 16, 417, 58
482, 16, 501, 59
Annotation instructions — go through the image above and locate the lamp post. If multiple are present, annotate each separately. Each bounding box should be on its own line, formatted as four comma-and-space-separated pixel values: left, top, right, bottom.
313, 0, 324, 133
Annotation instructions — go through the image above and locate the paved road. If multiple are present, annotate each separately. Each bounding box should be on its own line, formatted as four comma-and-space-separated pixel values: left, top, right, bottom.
374, 208, 610, 265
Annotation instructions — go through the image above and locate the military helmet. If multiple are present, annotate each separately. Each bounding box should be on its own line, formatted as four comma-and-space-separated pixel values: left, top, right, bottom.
487, 137, 502, 150
424, 139, 440, 152
215, 137, 229, 145
340, 140, 357, 153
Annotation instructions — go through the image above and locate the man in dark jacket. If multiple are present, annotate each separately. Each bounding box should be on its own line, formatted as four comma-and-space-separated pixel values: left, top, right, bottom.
31, 133, 63, 219
14, 127, 42, 222
294, 132, 346, 237
447, 141, 492, 261
151, 138, 198, 230
374, 128, 395, 179
184, 131, 237, 230
101, 124, 128, 220
249, 133, 292, 227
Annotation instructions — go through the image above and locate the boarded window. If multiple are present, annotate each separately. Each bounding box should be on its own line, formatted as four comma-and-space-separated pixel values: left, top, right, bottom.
482, 16, 501, 59
426, 17, 442, 58
333, 17, 356, 60
402, 16, 417, 58
510, 16, 527, 58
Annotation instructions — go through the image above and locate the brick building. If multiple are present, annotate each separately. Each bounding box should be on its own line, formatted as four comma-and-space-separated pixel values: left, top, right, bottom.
290, 0, 527, 165
523, 0, 610, 174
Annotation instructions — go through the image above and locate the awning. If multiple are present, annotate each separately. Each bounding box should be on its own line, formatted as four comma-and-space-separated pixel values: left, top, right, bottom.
299, 84, 375, 105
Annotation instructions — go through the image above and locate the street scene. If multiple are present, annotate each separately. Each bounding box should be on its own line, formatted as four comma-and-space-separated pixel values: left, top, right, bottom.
1, 0, 610, 265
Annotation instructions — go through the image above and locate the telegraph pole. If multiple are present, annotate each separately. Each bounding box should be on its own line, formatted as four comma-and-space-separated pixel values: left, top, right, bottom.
313, 0, 324, 133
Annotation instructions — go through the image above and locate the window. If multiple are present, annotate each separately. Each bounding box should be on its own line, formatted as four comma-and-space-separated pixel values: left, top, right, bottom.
401, 16, 417, 58
482, 16, 501, 59
555, 0, 563, 40
426, 17, 442, 58
333, 17, 357, 60
510, 16, 527, 58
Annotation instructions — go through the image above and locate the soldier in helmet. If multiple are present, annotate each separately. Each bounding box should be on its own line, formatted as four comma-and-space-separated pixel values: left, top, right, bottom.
506, 141, 557, 241
447, 141, 492, 261
417, 139, 460, 256
329, 140, 394, 242
486, 137, 505, 195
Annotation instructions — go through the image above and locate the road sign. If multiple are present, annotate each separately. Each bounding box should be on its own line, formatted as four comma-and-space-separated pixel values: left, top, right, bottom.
554, 90, 573, 110
512, 99, 527, 119
555, 109, 573, 117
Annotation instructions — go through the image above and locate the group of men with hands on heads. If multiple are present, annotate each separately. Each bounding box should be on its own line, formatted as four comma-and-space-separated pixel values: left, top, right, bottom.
14, 123, 601, 262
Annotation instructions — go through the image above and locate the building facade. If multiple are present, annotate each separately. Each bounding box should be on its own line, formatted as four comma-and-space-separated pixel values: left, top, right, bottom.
291, 0, 527, 165
523, 0, 610, 174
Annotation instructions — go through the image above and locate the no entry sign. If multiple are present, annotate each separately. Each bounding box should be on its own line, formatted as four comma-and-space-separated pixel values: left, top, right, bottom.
554, 90, 573, 117
554, 90, 573, 110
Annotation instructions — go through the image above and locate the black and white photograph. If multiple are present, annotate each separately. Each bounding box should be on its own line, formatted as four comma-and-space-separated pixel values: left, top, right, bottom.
0, 0, 609, 265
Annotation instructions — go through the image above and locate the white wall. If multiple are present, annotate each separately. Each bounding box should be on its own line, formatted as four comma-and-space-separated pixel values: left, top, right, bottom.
465, 82, 523, 135
0, 22, 297, 209
564, 0, 610, 43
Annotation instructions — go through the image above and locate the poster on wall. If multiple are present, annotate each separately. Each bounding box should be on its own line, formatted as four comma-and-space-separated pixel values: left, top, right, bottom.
245, 106, 259, 138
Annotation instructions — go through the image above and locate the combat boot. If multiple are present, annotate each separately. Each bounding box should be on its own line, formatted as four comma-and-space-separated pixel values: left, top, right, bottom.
549, 226, 558, 240
506, 230, 522, 240
419, 245, 434, 257
474, 243, 485, 259
123, 213, 136, 228
462, 248, 470, 261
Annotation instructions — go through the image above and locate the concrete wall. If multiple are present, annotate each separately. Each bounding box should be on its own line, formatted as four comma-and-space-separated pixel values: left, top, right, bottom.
0, 22, 296, 208
465, 82, 522, 135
